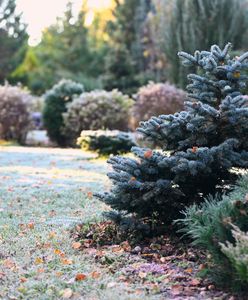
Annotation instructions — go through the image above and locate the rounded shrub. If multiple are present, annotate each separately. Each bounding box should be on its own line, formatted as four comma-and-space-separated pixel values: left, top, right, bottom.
43, 79, 84, 146
131, 82, 185, 128
63, 90, 134, 144
0, 84, 32, 144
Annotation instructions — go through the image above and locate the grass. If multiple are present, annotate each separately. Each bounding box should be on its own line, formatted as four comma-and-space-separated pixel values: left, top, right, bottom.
0, 146, 236, 299
0, 146, 155, 300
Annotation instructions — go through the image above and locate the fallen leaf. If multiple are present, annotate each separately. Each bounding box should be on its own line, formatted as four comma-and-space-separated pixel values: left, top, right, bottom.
138, 272, 147, 279
20, 277, 27, 283
61, 258, 73, 265
87, 192, 93, 199
144, 150, 153, 158
3, 259, 15, 269
75, 273, 87, 281
91, 271, 101, 279
171, 284, 184, 295
185, 268, 193, 273
62, 288, 73, 299
27, 222, 35, 229
54, 249, 64, 257
35, 257, 44, 265
191, 278, 201, 286
72, 242, 81, 250
112, 246, 124, 253
48, 231, 56, 239
37, 268, 45, 273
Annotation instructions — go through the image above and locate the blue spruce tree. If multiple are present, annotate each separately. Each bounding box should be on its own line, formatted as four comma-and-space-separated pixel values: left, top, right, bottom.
96, 43, 248, 227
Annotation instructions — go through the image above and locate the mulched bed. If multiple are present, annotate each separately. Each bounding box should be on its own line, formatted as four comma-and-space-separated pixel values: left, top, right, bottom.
71, 221, 241, 299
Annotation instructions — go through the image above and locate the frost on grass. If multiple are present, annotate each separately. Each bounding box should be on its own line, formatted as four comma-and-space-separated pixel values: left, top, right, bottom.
0, 147, 152, 299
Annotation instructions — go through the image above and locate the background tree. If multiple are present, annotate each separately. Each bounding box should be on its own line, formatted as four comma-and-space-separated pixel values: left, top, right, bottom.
0, 0, 28, 83
103, 0, 154, 94
160, 0, 248, 88
15, 1, 107, 94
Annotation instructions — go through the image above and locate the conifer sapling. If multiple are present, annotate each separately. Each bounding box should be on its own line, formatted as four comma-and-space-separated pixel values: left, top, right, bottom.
96, 43, 248, 226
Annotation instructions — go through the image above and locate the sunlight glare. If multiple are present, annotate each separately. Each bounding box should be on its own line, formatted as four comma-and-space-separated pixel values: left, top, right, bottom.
16, 0, 114, 45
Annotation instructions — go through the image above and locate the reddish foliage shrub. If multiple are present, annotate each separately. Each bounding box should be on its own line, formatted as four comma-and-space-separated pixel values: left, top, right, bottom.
131, 82, 185, 128
0, 84, 32, 144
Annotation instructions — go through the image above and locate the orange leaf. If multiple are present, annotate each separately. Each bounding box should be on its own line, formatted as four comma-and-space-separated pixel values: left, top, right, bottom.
91, 271, 101, 279
72, 242, 81, 250
75, 273, 87, 281
37, 268, 45, 273
61, 258, 73, 265
56, 272, 63, 277
144, 150, 153, 158
27, 222, 35, 229
54, 249, 65, 257
185, 268, 193, 274
129, 176, 136, 182
20, 277, 27, 283
87, 192, 93, 199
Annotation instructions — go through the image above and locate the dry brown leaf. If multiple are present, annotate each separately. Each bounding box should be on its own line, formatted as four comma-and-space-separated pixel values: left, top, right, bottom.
191, 278, 201, 286
61, 258, 73, 265
3, 259, 15, 269
72, 242, 81, 250
91, 271, 101, 279
171, 284, 184, 295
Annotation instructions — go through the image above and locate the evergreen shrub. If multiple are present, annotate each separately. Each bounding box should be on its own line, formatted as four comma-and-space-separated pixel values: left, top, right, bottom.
96, 43, 248, 227
63, 90, 134, 144
0, 84, 32, 144
131, 82, 185, 128
221, 225, 248, 289
77, 130, 136, 156
43, 79, 84, 146
178, 175, 248, 290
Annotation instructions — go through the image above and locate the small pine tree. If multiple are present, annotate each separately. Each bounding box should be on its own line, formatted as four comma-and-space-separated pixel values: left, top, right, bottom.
96, 43, 248, 227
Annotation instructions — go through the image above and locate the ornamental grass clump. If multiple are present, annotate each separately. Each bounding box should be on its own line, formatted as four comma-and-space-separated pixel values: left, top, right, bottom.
96, 43, 248, 227
0, 84, 32, 144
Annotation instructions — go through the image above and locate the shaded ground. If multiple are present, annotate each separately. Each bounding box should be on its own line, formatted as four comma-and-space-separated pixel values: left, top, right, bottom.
0, 146, 233, 299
